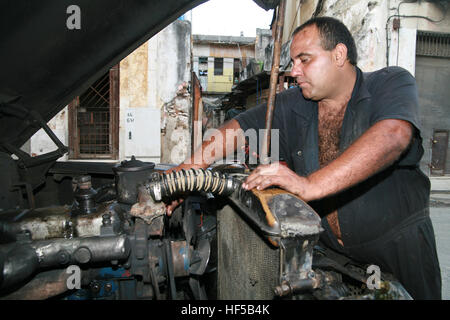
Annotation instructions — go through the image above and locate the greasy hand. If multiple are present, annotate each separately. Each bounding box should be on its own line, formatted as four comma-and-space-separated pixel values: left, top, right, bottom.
165, 163, 203, 216
241, 163, 318, 202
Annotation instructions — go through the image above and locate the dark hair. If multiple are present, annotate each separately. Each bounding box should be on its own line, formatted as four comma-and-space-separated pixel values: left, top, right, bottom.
292, 17, 358, 66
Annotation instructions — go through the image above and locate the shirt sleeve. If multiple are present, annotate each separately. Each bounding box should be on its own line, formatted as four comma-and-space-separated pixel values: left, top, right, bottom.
232, 95, 290, 163
369, 67, 424, 167
369, 67, 421, 130
233, 102, 267, 132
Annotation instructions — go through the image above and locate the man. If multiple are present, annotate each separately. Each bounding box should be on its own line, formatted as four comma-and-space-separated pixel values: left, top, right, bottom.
168, 17, 441, 299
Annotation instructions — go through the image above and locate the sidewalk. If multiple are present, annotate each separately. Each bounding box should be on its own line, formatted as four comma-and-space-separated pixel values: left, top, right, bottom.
430, 177, 450, 207
429, 176, 450, 299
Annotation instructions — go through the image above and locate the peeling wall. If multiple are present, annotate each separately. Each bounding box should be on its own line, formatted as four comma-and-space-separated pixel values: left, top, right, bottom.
256, 28, 272, 64
161, 83, 192, 164
119, 19, 192, 164
154, 21, 193, 164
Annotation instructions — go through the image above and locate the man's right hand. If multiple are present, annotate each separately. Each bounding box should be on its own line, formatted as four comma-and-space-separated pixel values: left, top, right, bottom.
164, 163, 204, 216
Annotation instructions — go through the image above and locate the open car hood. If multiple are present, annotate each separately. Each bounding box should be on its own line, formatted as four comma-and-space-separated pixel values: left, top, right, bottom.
0, 0, 207, 153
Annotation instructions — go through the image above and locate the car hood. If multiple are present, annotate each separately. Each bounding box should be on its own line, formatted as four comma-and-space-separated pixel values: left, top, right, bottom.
0, 0, 207, 152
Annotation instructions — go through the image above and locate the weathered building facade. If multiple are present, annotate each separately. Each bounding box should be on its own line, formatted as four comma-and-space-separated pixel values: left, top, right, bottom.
26, 19, 193, 165
192, 34, 257, 95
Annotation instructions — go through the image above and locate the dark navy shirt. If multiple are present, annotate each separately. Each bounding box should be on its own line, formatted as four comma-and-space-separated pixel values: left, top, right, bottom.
235, 66, 431, 247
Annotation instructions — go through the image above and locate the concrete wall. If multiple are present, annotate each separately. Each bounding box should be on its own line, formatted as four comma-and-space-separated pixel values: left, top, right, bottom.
146, 20, 192, 164
255, 28, 272, 65
386, 0, 450, 75
27, 20, 193, 165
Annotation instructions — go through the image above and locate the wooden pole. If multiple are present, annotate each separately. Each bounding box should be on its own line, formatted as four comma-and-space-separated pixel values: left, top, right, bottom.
260, 0, 286, 164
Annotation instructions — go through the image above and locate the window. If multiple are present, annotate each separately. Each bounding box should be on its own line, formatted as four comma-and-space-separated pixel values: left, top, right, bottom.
198, 56, 208, 77
68, 65, 119, 159
416, 31, 450, 58
214, 57, 223, 76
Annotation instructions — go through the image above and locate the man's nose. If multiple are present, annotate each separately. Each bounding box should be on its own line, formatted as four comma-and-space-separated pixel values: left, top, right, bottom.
291, 62, 304, 77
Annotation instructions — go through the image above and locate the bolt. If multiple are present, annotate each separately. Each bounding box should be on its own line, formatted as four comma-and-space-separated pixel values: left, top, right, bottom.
102, 213, 112, 225
57, 250, 70, 265
274, 281, 291, 297
90, 281, 101, 294
74, 247, 91, 264
104, 283, 113, 293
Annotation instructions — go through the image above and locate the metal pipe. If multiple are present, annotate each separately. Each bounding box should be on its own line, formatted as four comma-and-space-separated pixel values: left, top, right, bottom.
260, 0, 286, 164
0, 235, 130, 291
32, 235, 130, 267
0, 244, 39, 291
274, 278, 318, 297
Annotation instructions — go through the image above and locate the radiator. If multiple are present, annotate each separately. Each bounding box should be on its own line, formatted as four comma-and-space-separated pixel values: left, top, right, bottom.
217, 204, 280, 299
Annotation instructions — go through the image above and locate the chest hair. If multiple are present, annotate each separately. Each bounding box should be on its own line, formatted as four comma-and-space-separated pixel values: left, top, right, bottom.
318, 104, 347, 168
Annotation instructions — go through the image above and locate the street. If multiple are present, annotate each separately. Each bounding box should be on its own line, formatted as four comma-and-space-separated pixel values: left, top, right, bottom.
430, 204, 450, 300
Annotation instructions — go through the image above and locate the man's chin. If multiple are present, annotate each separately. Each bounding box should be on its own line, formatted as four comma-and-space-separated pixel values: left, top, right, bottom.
301, 90, 314, 100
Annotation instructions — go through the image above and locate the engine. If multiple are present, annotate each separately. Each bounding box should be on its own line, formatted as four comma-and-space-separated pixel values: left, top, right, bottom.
0, 156, 412, 300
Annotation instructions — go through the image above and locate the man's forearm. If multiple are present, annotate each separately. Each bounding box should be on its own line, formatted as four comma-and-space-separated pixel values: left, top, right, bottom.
306, 119, 413, 201
183, 119, 243, 168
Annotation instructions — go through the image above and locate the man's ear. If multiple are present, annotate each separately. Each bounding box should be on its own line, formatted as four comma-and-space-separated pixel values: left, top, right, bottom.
333, 43, 348, 67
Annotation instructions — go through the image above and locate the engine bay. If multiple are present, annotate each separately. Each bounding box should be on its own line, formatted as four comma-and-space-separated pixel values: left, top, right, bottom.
0, 155, 412, 300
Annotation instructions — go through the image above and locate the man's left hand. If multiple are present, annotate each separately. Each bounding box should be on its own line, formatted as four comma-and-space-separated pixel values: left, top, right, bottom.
242, 163, 318, 202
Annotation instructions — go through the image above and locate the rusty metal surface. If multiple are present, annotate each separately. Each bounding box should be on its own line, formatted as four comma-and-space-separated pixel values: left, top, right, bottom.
170, 241, 191, 278
110, 65, 120, 159
130, 186, 166, 230
6, 202, 123, 240
267, 193, 323, 238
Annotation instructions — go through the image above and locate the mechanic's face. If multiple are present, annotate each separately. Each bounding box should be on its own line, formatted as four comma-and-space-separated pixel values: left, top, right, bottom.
290, 25, 337, 101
